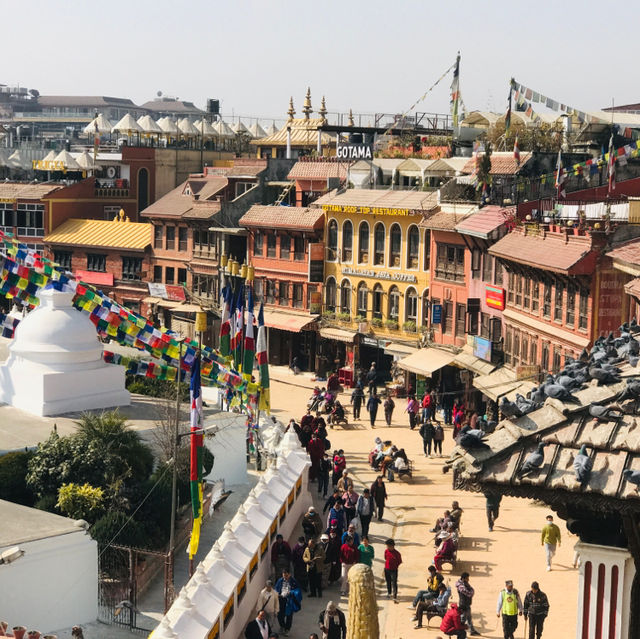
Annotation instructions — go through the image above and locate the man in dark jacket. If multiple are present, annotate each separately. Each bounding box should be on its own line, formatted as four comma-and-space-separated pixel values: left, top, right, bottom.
523, 581, 549, 639
245, 610, 271, 639
350, 384, 365, 420
485, 492, 502, 532
318, 601, 346, 639
455, 572, 479, 635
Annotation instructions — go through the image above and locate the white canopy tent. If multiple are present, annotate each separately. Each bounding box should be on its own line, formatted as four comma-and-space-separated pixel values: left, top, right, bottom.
177, 118, 199, 136
53, 150, 82, 171
193, 119, 217, 137
215, 120, 235, 138
137, 114, 162, 134
247, 122, 267, 138
231, 120, 249, 135
83, 113, 113, 135
158, 117, 179, 135
111, 113, 142, 134
74, 150, 101, 171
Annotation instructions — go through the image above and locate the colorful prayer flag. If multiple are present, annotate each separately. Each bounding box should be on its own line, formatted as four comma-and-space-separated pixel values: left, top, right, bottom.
219, 284, 231, 357
256, 303, 270, 414
555, 150, 566, 199
242, 286, 255, 381
450, 53, 461, 128
513, 135, 520, 168
608, 133, 616, 195
188, 355, 204, 560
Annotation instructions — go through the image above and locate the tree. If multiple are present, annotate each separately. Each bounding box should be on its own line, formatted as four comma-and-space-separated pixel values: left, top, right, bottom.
57, 483, 105, 522
486, 121, 564, 153
0, 450, 35, 506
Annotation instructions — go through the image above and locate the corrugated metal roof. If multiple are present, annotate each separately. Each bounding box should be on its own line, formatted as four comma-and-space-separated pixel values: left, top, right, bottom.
0, 182, 62, 200
462, 152, 532, 175
287, 161, 348, 180
455, 206, 512, 238
251, 118, 334, 147
313, 188, 438, 212
44, 218, 152, 250
240, 205, 324, 231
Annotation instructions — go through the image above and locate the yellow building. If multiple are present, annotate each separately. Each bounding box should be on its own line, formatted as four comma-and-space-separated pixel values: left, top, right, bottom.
311, 189, 437, 373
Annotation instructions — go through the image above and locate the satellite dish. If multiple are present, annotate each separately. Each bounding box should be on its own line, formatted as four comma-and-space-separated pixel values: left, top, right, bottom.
157, 90, 163, 97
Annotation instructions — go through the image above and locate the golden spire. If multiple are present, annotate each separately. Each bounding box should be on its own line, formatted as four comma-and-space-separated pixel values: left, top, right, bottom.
287, 97, 296, 120
303, 87, 312, 119
319, 96, 327, 123
348, 108, 354, 127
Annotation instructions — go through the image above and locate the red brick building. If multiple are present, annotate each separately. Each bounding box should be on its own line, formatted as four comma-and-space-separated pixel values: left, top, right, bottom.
287, 159, 348, 207
239, 204, 324, 368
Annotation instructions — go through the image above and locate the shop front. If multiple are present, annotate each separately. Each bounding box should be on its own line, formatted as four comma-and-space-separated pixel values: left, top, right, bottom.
262, 308, 318, 369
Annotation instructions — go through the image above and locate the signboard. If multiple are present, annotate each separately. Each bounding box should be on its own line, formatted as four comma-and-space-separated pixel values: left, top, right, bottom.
147, 282, 186, 302
342, 266, 417, 283
0, 198, 16, 204
308, 242, 324, 283
76, 270, 114, 287
597, 268, 628, 334
309, 290, 322, 314
32, 160, 66, 172
432, 304, 442, 324
486, 285, 506, 311
516, 364, 540, 381
361, 336, 379, 347
322, 204, 413, 216
336, 143, 373, 160
473, 335, 492, 362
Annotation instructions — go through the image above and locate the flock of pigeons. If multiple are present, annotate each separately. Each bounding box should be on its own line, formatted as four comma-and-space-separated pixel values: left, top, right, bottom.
455, 321, 640, 492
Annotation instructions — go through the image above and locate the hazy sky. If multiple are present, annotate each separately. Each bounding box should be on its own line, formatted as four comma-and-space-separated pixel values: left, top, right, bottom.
5, 0, 639, 122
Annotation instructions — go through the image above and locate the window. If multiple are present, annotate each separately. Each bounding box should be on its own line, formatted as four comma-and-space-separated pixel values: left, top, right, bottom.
293, 283, 303, 308
178, 227, 188, 251
505, 328, 513, 366
358, 222, 369, 264
193, 229, 200, 246
406, 288, 418, 323
278, 281, 289, 306
422, 291, 429, 327
254, 231, 263, 256
0, 203, 13, 228
165, 266, 175, 283
87, 253, 106, 272
16, 204, 44, 229
513, 330, 520, 367
267, 233, 276, 258
373, 285, 383, 319
327, 220, 338, 260
541, 342, 549, 372
154, 225, 163, 249
235, 182, 254, 197
552, 347, 562, 373
490, 317, 502, 342
554, 283, 564, 322
531, 280, 539, 313
521, 334, 529, 364
407, 226, 419, 269
530, 339, 538, 366
254, 279, 264, 302
423, 230, 431, 271
122, 256, 142, 280
579, 290, 589, 330
543, 282, 552, 318
325, 278, 336, 311
54, 251, 72, 270
178, 268, 187, 285
435, 243, 465, 282
494, 262, 503, 286
266, 280, 276, 304
482, 254, 493, 283
389, 224, 402, 267
294, 236, 305, 260
356, 283, 368, 317
306, 284, 317, 309
340, 279, 351, 314
455, 303, 466, 337
480, 312, 491, 339
468, 308, 479, 335
153, 265, 162, 282
515, 275, 523, 307
342, 221, 353, 262
471, 249, 481, 279
443, 300, 453, 334
523, 277, 531, 310
566, 285, 576, 327
507, 272, 515, 304
388, 286, 400, 321
280, 235, 291, 260
165, 226, 175, 250
374, 223, 385, 266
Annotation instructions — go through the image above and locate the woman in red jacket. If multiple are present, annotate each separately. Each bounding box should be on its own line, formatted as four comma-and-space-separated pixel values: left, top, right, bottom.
383, 538, 402, 600
339, 535, 360, 596
440, 602, 468, 638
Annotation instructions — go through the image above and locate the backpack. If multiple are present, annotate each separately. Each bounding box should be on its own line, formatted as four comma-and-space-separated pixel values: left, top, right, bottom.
434, 425, 445, 441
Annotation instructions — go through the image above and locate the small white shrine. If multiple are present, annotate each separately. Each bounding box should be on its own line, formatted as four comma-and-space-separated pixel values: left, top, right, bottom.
0, 286, 130, 416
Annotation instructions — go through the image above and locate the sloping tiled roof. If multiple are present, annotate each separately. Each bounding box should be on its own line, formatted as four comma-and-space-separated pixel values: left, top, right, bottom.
251, 118, 334, 147
287, 161, 348, 180
625, 277, 640, 298
39, 96, 138, 107
455, 206, 512, 238
489, 228, 596, 274
140, 177, 228, 219
239, 205, 324, 231
462, 151, 532, 175
419, 210, 472, 230
44, 218, 152, 250
608, 238, 640, 268
205, 165, 265, 178
313, 188, 438, 212
0, 182, 62, 200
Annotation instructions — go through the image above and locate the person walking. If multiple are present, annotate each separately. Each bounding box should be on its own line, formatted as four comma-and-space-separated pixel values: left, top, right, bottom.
366, 363, 378, 394
332, 450, 346, 487
356, 487, 374, 537
370, 475, 388, 521
245, 610, 271, 639
383, 538, 402, 600
358, 535, 374, 567
342, 485, 359, 526
318, 453, 331, 498
292, 537, 308, 592
325, 529, 342, 586
541, 515, 561, 571
383, 394, 395, 426
486, 492, 502, 532
303, 538, 325, 598
419, 420, 435, 457
271, 534, 292, 580
318, 601, 346, 639
256, 580, 280, 632
275, 569, 302, 636
339, 535, 359, 596
455, 572, 479, 635
405, 395, 419, 430
367, 389, 381, 428
421, 390, 432, 422
433, 422, 445, 457
307, 432, 326, 482
496, 580, 523, 639
350, 384, 365, 420
326, 500, 347, 537
523, 581, 549, 639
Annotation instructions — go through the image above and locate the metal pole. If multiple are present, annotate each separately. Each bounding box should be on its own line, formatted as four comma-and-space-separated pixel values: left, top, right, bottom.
168, 339, 183, 589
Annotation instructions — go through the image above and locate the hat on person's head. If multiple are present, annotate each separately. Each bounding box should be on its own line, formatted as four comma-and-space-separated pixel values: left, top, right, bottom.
438, 531, 451, 540
505, 580, 513, 586
320, 533, 329, 541
308, 506, 315, 513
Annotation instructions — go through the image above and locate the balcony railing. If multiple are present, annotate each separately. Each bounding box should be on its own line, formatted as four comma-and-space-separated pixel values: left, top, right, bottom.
17, 227, 44, 237
95, 187, 130, 198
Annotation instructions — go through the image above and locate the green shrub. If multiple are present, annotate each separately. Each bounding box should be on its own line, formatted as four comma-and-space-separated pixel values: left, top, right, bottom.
0, 450, 35, 506
402, 321, 417, 333
371, 318, 383, 328
322, 311, 336, 320
57, 483, 105, 522
90, 511, 148, 548
126, 376, 189, 401
336, 312, 351, 322
34, 493, 59, 514
384, 319, 399, 330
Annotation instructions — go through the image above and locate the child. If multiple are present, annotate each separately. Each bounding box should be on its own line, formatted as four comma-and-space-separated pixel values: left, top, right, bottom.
384, 538, 402, 600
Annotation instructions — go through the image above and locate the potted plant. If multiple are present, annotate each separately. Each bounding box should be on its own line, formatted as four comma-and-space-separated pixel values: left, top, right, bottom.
402, 320, 417, 333
384, 319, 399, 330
322, 310, 335, 321
371, 317, 383, 328
354, 314, 365, 322
336, 312, 351, 323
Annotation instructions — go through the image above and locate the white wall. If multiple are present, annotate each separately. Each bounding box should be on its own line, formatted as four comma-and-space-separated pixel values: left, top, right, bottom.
0, 531, 98, 632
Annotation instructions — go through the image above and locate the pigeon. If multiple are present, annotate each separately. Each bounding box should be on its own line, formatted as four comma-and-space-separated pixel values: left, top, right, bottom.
515, 393, 541, 415
588, 366, 621, 386
588, 403, 623, 422
529, 386, 547, 404
499, 397, 523, 419
630, 318, 640, 334
579, 348, 590, 362
543, 383, 581, 404
557, 374, 579, 390
519, 442, 546, 477
618, 381, 640, 403
458, 425, 488, 449
622, 469, 640, 492
573, 444, 593, 486
630, 355, 639, 368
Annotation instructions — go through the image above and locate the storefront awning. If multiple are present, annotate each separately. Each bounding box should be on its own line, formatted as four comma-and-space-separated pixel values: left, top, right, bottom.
397, 347, 455, 377
452, 345, 496, 376
383, 342, 419, 357
472, 367, 536, 402
263, 309, 317, 333
319, 327, 356, 343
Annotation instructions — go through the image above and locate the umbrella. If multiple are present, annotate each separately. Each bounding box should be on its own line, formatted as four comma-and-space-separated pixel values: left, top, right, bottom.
8, 150, 30, 170
177, 118, 199, 136
75, 150, 101, 171
137, 115, 162, 134
158, 117, 178, 135
83, 113, 113, 134
111, 113, 142, 134
215, 120, 235, 138
232, 120, 249, 135
41, 149, 57, 162
247, 122, 267, 138
53, 150, 81, 171
193, 119, 217, 137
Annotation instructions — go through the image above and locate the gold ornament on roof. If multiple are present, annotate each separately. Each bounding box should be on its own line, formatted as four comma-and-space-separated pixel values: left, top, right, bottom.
319, 96, 327, 123
348, 109, 354, 127
287, 97, 296, 120
303, 87, 313, 119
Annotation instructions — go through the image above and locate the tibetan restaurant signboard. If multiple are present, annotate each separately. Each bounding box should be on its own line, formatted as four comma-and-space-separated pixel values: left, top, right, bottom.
308, 242, 324, 283
485, 285, 505, 311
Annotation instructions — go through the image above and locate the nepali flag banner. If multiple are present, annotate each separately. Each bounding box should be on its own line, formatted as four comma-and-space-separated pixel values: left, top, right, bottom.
450, 52, 461, 128
242, 286, 255, 381
555, 150, 566, 199
608, 133, 616, 195
188, 354, 204, 560
513, 135, 520, 167
219, 284, 231, 357
256, 303, 270, 414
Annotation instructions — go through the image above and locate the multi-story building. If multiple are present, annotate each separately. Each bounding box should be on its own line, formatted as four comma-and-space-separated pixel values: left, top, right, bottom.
312, 188, 436, 377
287, 159, 347, 206
239, 205, 324, 368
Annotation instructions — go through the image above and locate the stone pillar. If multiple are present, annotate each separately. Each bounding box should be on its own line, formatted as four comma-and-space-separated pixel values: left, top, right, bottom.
346, 563, 379, 639
574, 542, 635, 639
